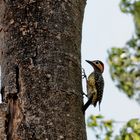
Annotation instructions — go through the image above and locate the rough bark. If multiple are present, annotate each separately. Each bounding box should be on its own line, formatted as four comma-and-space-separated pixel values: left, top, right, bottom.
0, 1, 6, 139
0, 0, 86, 139
0, 103, 7, 140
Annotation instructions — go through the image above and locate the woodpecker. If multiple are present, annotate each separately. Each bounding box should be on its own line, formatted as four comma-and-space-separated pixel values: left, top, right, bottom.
83, 60, 104, 113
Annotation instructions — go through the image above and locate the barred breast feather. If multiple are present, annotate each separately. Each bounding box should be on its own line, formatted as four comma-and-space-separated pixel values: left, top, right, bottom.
87, 72, 104, 109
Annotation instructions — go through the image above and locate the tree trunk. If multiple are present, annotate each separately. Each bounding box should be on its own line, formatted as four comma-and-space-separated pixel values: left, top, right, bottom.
0, 0, 87, 139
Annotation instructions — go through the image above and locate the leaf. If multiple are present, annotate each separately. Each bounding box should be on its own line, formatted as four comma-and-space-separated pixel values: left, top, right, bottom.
127, 119, 139, 127
96, 115, 104, 119
105, 135, 110, 140
130, 132, 140, 140
124, 134, 130, 140
87, 115, 98, 127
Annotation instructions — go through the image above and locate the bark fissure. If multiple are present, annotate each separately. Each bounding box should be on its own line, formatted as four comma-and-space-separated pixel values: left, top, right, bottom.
4, 64, 21, 140
0, 103, 7, 139
31, 47, 38, 66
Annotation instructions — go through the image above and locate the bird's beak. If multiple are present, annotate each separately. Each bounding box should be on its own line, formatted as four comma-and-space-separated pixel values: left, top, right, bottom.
86, 60, 93, 66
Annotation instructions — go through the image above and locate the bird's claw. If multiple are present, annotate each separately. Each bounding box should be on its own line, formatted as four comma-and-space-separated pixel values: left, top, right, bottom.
82, 68, 87, 80
82, 92, 88, 97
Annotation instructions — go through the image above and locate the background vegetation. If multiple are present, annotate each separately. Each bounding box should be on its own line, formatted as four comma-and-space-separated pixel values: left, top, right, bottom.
88, 0, 140, 139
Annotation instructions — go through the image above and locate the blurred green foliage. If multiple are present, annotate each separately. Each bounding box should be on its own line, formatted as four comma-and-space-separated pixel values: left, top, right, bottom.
108, 37, 140, 103
88, 116, 140, 140
120, 0, 140, 36
115, 119, 140, 140
108, 0, 140, 104
87, 115, 114, 140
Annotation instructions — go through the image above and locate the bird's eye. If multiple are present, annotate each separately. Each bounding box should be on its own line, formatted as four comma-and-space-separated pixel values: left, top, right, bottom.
95, 61, 99, 64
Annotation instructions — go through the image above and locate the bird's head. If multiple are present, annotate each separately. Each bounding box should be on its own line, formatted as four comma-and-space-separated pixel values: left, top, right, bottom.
86, 60, 104, 73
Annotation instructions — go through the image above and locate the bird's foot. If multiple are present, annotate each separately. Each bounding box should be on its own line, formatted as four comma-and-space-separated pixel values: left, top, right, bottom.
82, 68, 87, 80
82, 91, 88, 97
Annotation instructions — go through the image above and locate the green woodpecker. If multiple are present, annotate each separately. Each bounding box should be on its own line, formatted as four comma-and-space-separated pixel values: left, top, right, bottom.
83, 60, 104, 112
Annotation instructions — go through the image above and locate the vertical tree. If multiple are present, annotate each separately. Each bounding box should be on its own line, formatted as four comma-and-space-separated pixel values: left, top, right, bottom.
0, 0, 87, 139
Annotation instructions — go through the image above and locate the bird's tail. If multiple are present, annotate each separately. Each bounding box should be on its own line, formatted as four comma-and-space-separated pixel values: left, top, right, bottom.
82, 95, 93, 114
